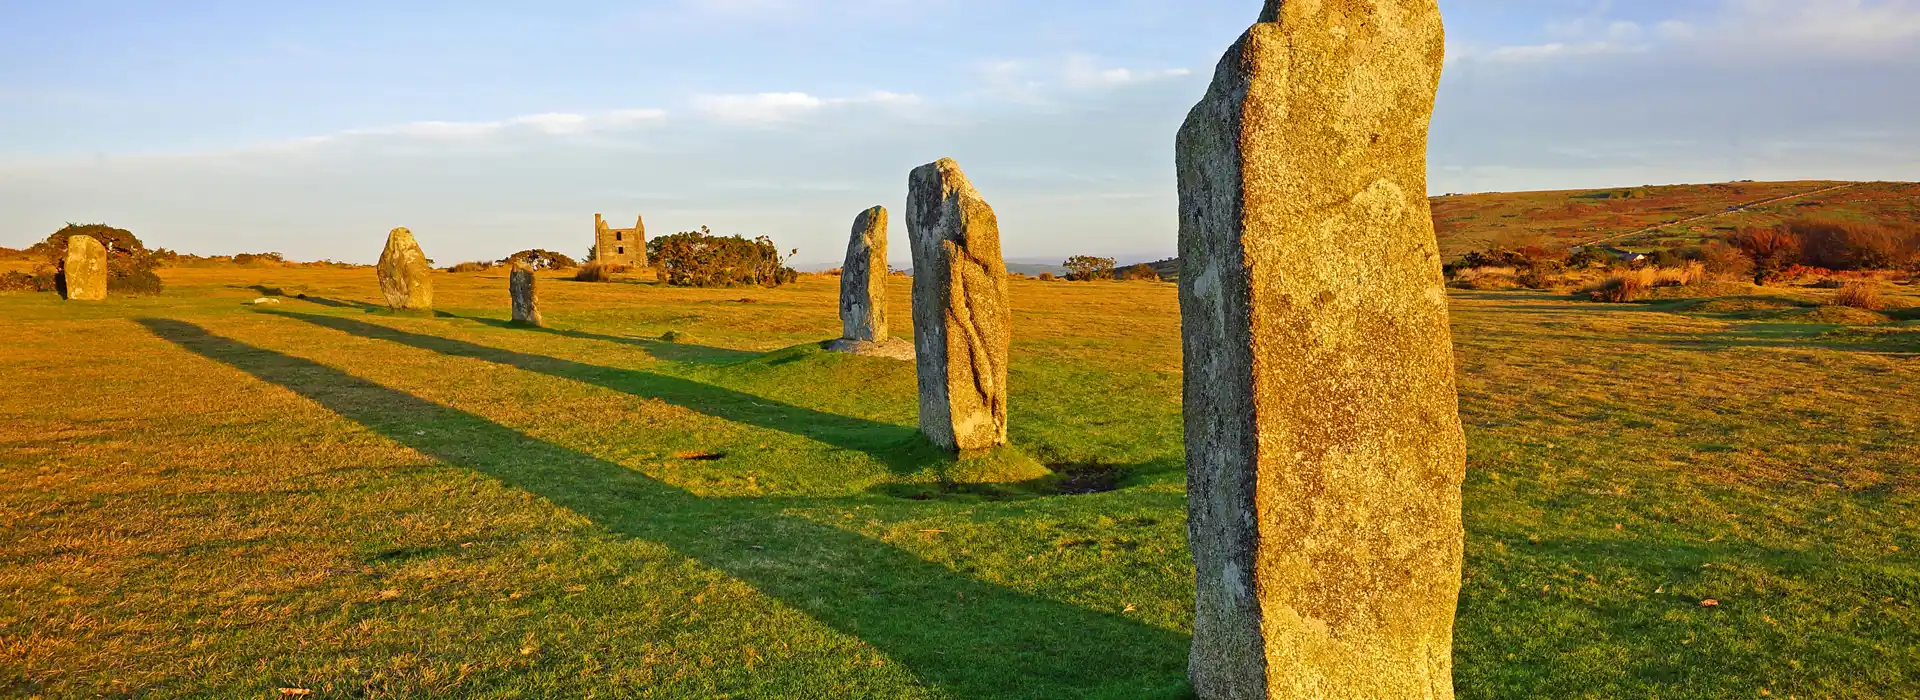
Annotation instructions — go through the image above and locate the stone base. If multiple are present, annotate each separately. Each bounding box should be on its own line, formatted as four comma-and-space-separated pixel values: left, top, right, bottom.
825, 337, 916, 361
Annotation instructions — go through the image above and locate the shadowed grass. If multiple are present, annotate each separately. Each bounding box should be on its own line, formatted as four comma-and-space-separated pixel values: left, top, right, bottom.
135, 318, 1190, 699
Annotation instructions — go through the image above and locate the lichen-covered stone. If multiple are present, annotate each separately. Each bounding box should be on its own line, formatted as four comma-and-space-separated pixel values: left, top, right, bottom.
377, 227, 433, 311
62, 234, 108, 301
841, 206, 890, 342
907, 158, 1010, 451
1176, 2, 1464, 698
510, 263, 543, 327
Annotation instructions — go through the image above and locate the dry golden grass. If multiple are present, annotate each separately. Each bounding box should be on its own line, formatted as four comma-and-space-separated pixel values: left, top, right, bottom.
1830, 280, 1886, 311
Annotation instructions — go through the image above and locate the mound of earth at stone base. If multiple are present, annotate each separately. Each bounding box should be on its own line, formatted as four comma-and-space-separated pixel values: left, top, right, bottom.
824, 337, 916, 361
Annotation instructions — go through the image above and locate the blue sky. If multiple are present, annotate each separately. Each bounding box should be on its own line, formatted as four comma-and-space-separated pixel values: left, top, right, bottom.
2, 0, 1916, 265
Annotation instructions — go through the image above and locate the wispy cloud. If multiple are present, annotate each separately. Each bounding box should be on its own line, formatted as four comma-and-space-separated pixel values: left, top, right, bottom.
1452, 0, 1920, 65
309, 108, 669, 143
690, 90, 920, 124
978, 54, 1192, 104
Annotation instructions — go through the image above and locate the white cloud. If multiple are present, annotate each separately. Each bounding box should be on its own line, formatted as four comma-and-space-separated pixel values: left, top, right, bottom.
312, 108, 669, 143
690, 90, 920, 124
978, 54, 1192, 104
1714, 0, 1920, 52
1453, 0, 1920, 66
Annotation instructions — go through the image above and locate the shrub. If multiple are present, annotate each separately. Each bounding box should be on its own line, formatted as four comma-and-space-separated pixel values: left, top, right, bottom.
447, 261, 495, 273
1461, 243, 1569, 271
648, 227, 797, 288
1701, 241, 1753, 279
502, 249, 578, 271
1063, 255, 1116, 281
26, 223, 165, 296
1037, 272, 1057, 281
572, 262, 626, 282
1515, 266, 1555, 290
1588, 268, 1656, 303
1449, 266, 1526, 291
1790, 219, 1917, 271
0, 271, 35, 292
1728, 226, 1803, 284
1830, 281, 1885, 311
233, 252, 286, 265
1116, 263, 1161, 281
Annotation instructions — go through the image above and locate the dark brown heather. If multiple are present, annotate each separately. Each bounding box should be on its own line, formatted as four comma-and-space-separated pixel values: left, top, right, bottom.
906, 159, 1010, 452
1176, 1, 1464, 698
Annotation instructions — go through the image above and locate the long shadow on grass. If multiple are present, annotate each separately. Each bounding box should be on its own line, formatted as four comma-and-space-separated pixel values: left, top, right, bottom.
262, 310, 939, 474
137, 318, 1191, 698
443, 312, 762, 365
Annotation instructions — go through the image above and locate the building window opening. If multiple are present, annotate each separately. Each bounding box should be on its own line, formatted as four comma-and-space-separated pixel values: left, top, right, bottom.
617, 247, 625, 255
616, 232, 623, 241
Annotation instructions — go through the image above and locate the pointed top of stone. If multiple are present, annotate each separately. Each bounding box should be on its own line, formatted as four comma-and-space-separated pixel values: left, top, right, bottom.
1257, 0, 1281, 22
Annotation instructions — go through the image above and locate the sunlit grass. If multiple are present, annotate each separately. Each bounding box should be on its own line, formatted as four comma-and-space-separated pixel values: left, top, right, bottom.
1, 266, 1914, 698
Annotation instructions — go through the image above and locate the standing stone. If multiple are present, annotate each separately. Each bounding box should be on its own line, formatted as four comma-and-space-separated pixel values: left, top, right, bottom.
509, 263, 543, 327
377, 227, 434, 311
1176, 2, 1464, 699
843, 206, 889, 340
907, 159, 1009, 451
827, 207, 914, 360
62, 235, 108, 301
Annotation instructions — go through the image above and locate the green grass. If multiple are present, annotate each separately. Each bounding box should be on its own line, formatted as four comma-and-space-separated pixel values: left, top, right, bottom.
1, 267, 1916, 698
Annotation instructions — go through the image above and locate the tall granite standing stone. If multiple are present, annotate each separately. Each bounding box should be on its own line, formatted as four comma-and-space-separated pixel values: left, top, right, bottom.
907, 159, 1009, 451
377, 227, 433, 311
1176, 2, 1465, 699
843, 206, 889, 341
827, 207, 915, 360
62, 235, 108, 301
509, 263, 543, 327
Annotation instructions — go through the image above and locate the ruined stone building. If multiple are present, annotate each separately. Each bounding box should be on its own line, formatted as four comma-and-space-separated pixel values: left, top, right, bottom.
594, 214, 647, 267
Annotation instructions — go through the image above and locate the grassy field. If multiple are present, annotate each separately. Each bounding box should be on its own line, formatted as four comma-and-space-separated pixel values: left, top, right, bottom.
2, 266, 1917, 698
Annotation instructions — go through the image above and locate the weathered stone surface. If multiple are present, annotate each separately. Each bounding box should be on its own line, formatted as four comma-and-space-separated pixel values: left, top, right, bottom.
62, 235, 108, 301
841, 206, 891, 342
907, 158, 1010, 451
510, 263, 543, 327
377, 227, 434, 311
1176, 2, 1464, 699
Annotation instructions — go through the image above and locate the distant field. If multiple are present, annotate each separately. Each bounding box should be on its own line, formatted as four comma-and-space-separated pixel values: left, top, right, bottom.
2, 266, 1917, 698
1433, 180, 1920, 257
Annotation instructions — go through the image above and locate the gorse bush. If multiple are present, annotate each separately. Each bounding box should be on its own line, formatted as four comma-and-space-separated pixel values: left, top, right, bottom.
1701, 241, 1755, 278
447, 261, 496, 273
1116, 263, 1161, 281
1062, 256, 1116, 281
25, 223, 165, 296
503, 249, 578, 271
648, 227, 797, 288
0, 271, 36, 292
232, 252, 286, 265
